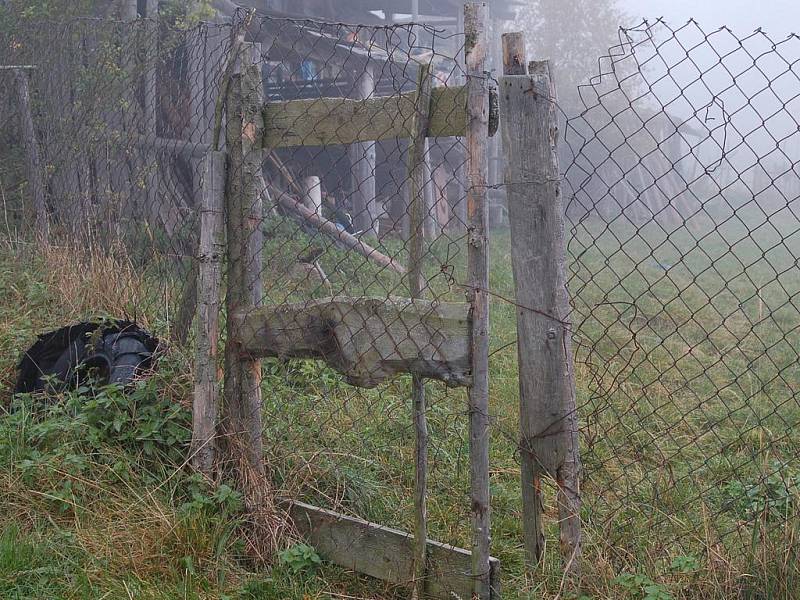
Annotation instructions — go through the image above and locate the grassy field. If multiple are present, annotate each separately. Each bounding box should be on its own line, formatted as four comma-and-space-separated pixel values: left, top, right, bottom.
1, 209, 798, 599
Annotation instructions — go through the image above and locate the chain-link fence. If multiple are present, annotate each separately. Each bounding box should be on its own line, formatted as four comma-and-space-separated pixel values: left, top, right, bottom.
2, 8, 494, 598
558, 18, 800, 596
3, 6, 799, 599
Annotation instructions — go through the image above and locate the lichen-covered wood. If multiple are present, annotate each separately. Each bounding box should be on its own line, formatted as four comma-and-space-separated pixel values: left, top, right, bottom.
288, 500, 501, 600
262, 86, 467, 148
234, 297, 471, 388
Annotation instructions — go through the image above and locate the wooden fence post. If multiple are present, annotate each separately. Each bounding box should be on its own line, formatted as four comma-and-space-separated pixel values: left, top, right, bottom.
499, 40, 583, 578
464, 3, 493, 599
222, 39, 267, 480
406, 61, 434, 599
191, 150, 225, 476
13, 68, 48, 240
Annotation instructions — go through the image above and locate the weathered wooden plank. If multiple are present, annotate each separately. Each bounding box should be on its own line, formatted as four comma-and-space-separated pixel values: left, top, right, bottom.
235, 296, 471, 388
190, 151, 225, 476
262, 86, 467, 148
501, 58, 582, 578
464, 4, 493, 599
289, 500, 501, 600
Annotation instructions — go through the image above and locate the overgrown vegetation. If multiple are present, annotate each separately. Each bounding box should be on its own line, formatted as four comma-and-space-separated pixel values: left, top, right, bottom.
2, 216, 798, 599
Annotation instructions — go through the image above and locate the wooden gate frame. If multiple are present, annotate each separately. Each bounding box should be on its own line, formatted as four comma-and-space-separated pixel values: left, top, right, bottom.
190, 4, 500, 598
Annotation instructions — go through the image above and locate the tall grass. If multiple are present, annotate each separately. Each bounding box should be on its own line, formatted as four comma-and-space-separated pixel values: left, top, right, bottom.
1, 214, 798, 599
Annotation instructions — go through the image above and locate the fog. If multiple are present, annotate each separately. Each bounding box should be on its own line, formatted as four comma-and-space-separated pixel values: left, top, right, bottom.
620, 0, 798, 37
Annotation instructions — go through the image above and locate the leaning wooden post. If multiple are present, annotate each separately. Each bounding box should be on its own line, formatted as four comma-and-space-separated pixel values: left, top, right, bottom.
222, 39, 267, 480
406, 61, 434, 599
191, 150, 225, 475
13, 67, 48, 240
499, 43, 583, 578
464, 4, 493, 599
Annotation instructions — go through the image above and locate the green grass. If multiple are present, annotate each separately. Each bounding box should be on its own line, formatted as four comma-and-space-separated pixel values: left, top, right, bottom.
1, 206, 798, 599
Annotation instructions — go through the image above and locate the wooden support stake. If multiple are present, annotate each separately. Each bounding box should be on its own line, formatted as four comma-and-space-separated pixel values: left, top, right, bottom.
502, 31, 547, 567
500, 55, 582, 578
138, 2, 173, 238
464, 4, 493, 599
13, 68, 48, 239
406, 61, 434, 599
191, 151, 225, 475
222, 40, 266, 477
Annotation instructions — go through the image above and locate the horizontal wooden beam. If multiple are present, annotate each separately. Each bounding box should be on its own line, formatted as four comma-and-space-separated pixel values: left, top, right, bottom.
234, 296, 471, 388
289, 501, 501, 599
262, 86, 468, 148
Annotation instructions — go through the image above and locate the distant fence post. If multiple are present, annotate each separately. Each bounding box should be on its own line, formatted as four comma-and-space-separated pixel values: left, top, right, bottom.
12, 67, 48, 240
464, 3, 493, 599
349, 63, 378, 238
191, 150, 225, 476
300, 175, 323, 214
499, 36, 582, 578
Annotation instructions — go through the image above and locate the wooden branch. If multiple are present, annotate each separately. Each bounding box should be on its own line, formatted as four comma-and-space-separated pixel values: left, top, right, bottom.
234, 296, 471, 388
289, 500, 501, 600
464, 4, 493, 599
126, 132, 211, 157
275, 189, 406, 275
262, 86, 467, 148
